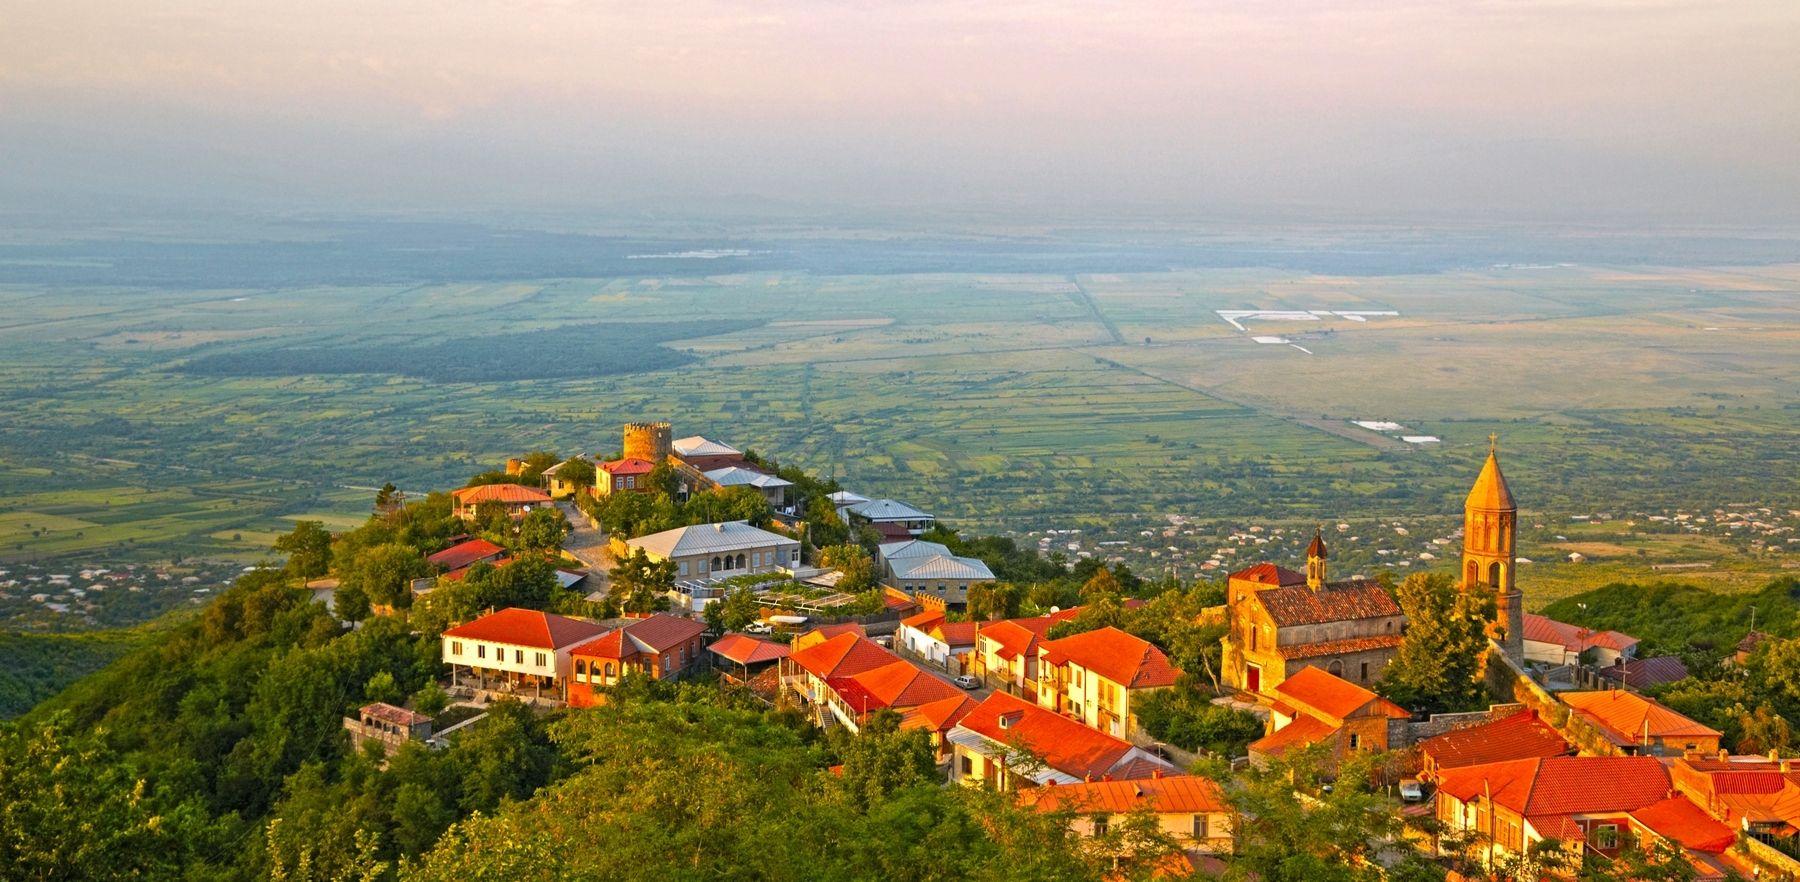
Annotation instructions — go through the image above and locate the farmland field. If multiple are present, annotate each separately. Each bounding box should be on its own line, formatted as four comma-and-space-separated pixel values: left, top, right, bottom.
0, 221, 1796, 616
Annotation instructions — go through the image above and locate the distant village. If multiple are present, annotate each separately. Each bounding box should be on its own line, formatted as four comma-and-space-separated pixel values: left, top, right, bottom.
291, 421, 1800, 881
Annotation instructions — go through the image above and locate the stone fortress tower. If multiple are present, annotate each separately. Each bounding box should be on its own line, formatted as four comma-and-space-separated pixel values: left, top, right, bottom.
622, 421, 672, 464
1463, 435, 1525, 664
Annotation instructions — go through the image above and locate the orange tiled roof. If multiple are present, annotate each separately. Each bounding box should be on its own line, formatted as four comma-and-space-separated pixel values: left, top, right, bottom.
1278, 634, 1403, 660
442, 607, 606, 650
1248, 714, 1338, 758
1039, 627, 1180, 688
934, 621, 979, 646
1419, 710, 1571, 772
900, 694, 979, 734
1253, 581, 1400, 627
1274, 666, 1408, 723
1521, 613, 1638, 653
1021, 773, 1228, 815
956, 692, 1149, 781
442, 556, 514, 581
1629, 796, 1738, 854
598, 457, 657, 476
1561, 690, 1721, 745
451, 483, 552, 505
619, 614, 708, 653
427, 538, 506, 570
829, 659, 963, 712
1437, 756, 1671, 817
1596, 655, 1690, 691
979, 619, 1050, 661
902, 610, 946, 631
787, 633, 895, 681
1229, 562, 1306, 587
707, 634, 791, 666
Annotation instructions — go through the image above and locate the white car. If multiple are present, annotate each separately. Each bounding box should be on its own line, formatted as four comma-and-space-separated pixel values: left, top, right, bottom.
745, 622, 773, 635
1399, 779, 1425, 802
954, 674, 981, 690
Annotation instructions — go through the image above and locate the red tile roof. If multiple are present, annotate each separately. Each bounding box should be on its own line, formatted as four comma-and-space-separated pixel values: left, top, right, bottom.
1248, 714, 1338, 758
1021, 774, 1228, 815
900, 695, 978, 734
1274, 666, 1408, 723
935, 621, 979, 646
1629, 796, 1737, 853
1039, 627, 1180, 688
956, 692, 1153, 781
598, 457, 658, 476
441, 607, 607, 650
979, 619, 1051, 661
451, 483, 552, 505
359, 702, 432, 726
806, 622, 867, 642
829, 659, 963, 713
617, 614, 708, 654
787, 633, 896, 681
902, 610, 946, 631
442, 556, 513, 581
427, 538, 506, 570
1437, 756, 1671, 817
1521, 613, 1638, 654
1230, 562, 1306, 588
1561, 690, 1721, 746
1278, 634, 1404, 660
707, 634, 791, 666
1253, 581, 1401, 627
1418, 710, 1571, 773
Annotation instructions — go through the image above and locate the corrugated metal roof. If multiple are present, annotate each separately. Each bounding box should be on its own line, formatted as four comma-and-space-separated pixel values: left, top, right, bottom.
703, 466, 793, 489
627, 520, 799, 558
672, 436, 740, 457
848, 498, 933, 521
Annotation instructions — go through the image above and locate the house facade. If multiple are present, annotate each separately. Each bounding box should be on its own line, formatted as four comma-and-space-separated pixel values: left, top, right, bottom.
450, 483, 553, 521
846, 498, 936, 536
948, 692, 1173, 789
1560, 690, 1722, 756
1247, 666, 1409, 767
1522, 613, 1639, 667
896, 611, 978, 671
593, 458, 658, 496
441, 608, 609, 700
1021, 773, 1235, 855
1035, 626, 1180, 740
625, 520, 801, 581
878, 539, 995, 608
568, 614, 709, 705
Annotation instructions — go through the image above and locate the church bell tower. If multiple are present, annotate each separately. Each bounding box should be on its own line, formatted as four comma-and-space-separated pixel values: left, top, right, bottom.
1464, 435, 1523, 663
1305, 528, 1327, 590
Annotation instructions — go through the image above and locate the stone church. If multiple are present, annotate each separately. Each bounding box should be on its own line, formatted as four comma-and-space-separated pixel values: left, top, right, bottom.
1220, 438, 1525, 696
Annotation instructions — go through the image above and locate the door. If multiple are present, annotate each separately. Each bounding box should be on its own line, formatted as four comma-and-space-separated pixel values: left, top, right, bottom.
1246, 664, 1261, 694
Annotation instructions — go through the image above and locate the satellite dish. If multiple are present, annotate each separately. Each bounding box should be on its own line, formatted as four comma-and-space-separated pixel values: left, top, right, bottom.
1049, 606, 1061, 614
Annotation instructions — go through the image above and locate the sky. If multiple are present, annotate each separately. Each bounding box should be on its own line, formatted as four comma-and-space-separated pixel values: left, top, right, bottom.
2, 0, 1798, 225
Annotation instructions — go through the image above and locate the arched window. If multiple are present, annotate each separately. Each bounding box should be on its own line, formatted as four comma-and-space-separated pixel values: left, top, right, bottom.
1488, 561, 1503, 589
712, 556, 723, 571
1327, 660, 1344, 678
604, 662, 615, 677
1466, 561, 1480, 587
736, 553, 746, 569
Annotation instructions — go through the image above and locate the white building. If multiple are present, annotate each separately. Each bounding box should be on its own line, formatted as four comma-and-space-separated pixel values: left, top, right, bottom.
441, 608, 609, 700
627, 520, 802, 582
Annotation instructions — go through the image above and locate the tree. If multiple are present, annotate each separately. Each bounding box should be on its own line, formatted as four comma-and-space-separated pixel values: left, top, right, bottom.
1079, 567, 1122, 605
608, 549, 676, 614
717, 586, 763, 632
967, 582, 1024, 621
1378, 573, 1494, 714
411, 682, 451, 717
274, 521, 333, 580
364, 671, 401, 705
334, 582, 372, 624
820, 544, 876, 593
472, 501, 511, 538
341, 543, 429, 610
551, 458, 595, 489
517, 507, 569, 554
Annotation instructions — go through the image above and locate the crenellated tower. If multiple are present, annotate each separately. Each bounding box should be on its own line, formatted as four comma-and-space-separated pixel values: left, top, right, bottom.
1464, 434, 1523, 663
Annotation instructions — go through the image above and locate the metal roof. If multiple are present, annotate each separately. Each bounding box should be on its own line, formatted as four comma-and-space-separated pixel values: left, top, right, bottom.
847, 498, 933, 521
672, 436, 740, 457
703, 466, 793, 489
627, 520, 799, 558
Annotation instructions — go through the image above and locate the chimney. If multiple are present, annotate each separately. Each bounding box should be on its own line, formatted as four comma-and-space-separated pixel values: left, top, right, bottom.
1085, 773, 1093, 783
1152, 768, 1164, 779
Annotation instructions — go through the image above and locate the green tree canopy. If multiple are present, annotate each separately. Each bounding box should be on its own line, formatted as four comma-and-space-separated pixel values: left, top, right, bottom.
1377, 572, 1494, 715
274, 521, 333, 580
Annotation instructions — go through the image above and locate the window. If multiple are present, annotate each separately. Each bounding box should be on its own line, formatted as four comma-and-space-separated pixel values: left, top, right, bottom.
1349, 733, 1361, 750
1360, 662, 1370, 682
1092, 816, 1109, 837
1192, 815, 1208, 839
514, 649, 524, 664
960, 755, 973, 776
477, 645, 487, 660
451, 641, 463, 656
790, 550, 800, 563
712, 556, 722, 571
1594, 824, 1619, 849
678, 561, 689, 576
535, 652, 546, 668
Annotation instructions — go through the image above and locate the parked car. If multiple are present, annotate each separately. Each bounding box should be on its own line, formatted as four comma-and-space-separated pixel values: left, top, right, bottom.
954, 674, 981, 689
1399, 778, 1425, 802
745, 621, 773, 635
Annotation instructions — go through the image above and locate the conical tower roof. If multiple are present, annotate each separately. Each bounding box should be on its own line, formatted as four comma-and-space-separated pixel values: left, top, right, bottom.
1306, 528, 1326, 559
1466, 435, 1515, 511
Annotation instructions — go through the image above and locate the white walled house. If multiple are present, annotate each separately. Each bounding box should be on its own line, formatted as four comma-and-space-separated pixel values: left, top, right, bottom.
627, 520, 802, 581
441, 608, 608, 701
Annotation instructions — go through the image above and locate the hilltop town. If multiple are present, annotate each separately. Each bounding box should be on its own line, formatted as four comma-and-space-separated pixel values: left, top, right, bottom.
192, 420, 1793, 881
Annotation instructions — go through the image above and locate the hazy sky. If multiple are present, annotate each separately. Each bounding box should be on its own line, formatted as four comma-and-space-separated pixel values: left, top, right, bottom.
3, 0, 1797, 224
